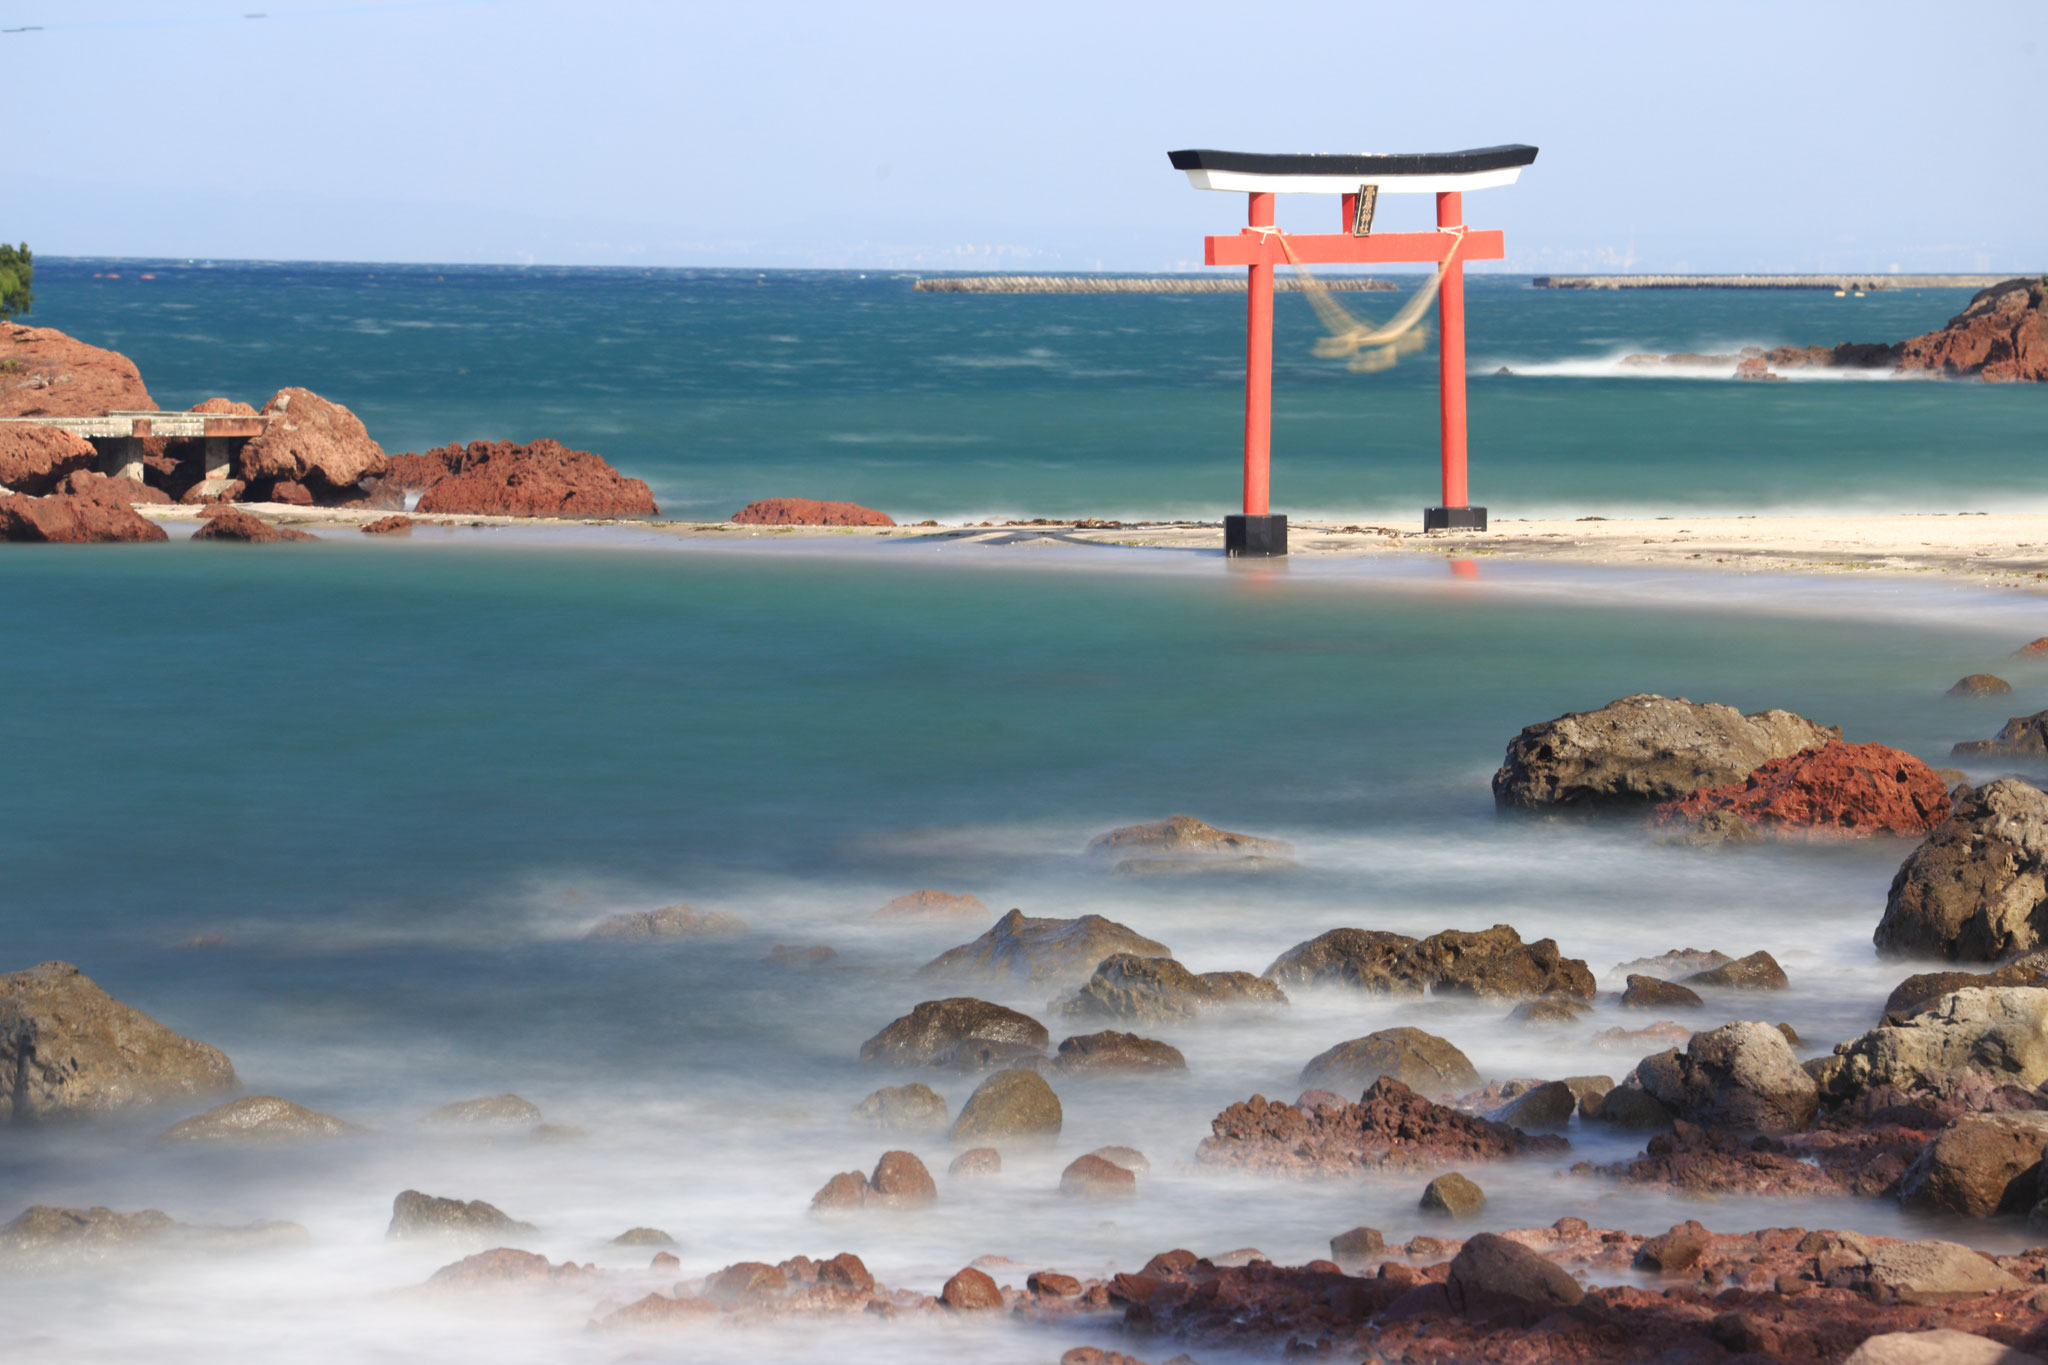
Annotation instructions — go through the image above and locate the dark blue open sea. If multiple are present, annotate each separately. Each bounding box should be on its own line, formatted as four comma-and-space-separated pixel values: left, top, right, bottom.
4, 262, 2047, 1363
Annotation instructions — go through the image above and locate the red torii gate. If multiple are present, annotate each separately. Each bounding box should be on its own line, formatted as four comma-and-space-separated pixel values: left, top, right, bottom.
1168, 145, 1539, 555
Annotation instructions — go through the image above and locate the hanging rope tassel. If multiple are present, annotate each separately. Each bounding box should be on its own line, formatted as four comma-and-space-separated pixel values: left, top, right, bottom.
1264, 225, 1468, 373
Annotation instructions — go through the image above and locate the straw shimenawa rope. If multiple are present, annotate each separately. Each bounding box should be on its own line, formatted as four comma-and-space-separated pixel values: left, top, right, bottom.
1256, 225, 1468, 373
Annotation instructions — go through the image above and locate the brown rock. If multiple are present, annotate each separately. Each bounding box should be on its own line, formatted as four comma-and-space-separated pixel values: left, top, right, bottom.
1857, 1240, 2025, 1304
947, 1147, 1001, 1178
1620, 1021, 1818, 1132
190, 508, 316, 542
1622, 975, 1703, 1009
0, 961, 235, 1122
939, 1265, 1003, 1310
385, 1189, 534, 1240
267, 480, 314, 507
1489, 1080, 1577, 1133
1051, 1030, 1187, 1074
859, 998, 1049, 1071
188, 397, 256, 416
732, 497, 892, 527
0, 424, 97, 493
810, 1170, 869, 1211
56, 470, 171, 504
0, 489, 168, 542
401, 438, 655, 519
950, 1067, 1062, 1144
585, 906, 747, 941
591, 1292, 719, 1330
239, 389, 386, 492
703, 1260, 787, 1303
179, 478, 244, 504
610, 1226, 675, 1246
1028, 1270, 1081, 1296
1060, 1153, 1137, 1199
1419, 1171, 1485, 1218
1653, 742, 1952, 840
1264, 924, 1594, 1000
1952, 675, 2015, 697
361, 513, 413, 534
1957, 711, 2048, 761
873, 890, 988, 920
0, 322, 155, 417
1891, 276, 2048, 382
1612, 948, 1733, 980
1509, 997, 1590, 1026
1446, 1231, 1583, 1322
421, 1094, 542, 1126
817, 1251, 873, 1294
868, 1150, 937, 1208
1055, 952, 1287, 1025
1329, 1226, 1386, 1263
1091, 1145, 1149, 1173
921, 908, 1170, 991
1494, 693, 1840, 809
1898, 1111, 2048, 1217
1299, 1027, 1478, 1097
1882, 953, 2048, 1024
0, 1204, 306, 1265
1683, 950, 1790, 990
1635, 1221, 1710, 1273
423, 1247, 589, 1289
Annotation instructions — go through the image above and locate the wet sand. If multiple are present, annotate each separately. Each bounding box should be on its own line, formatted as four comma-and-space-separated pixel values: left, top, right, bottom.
140, 506, 2048, 590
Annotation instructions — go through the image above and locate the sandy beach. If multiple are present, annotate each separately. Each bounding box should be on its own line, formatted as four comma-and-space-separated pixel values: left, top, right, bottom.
139, 504, 2048, 589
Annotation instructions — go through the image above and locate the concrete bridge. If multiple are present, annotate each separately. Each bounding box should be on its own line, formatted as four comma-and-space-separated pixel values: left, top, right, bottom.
0, 410, 268, 485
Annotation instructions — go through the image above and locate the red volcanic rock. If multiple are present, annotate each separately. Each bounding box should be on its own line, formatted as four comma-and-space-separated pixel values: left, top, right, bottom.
940, 1266, 1003, 1310
873, 890, 989, 920
268, 480, 315, 507
0, 489, 169, 542
703, 1260, 787, 1304
187, 397, 256, 416
190, 508, 316, 543
1196, 1077, 1569, 1175
816, 1252, 874, 1295
591, 1292, 720, 1330
396, 439, 656, 519
180, 479, 245, 504
0, 322, 155, 417
867, 1150, 937, 1208
361, 514, 414, 535
1593, 1118, 1927, 1199
1895, 277, 2048, 382
1653, 742, 1951, 839
240, 388, 387, 493
0, 424, 98, 494
57, 470, 171, 505
732, 497, 893, 527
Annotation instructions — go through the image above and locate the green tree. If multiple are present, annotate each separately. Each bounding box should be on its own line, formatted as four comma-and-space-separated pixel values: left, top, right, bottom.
0, 244, 32, 318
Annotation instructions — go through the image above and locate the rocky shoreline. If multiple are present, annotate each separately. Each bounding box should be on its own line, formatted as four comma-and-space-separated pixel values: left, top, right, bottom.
18, 695, 2048, 1360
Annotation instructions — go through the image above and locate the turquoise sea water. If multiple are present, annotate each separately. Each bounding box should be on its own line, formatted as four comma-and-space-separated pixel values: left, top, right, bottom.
29, 259, 2046, 521
4, 265, 2048, 1362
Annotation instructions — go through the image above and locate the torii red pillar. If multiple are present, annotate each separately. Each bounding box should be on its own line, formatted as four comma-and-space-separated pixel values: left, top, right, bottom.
1170, 145, 1538, 555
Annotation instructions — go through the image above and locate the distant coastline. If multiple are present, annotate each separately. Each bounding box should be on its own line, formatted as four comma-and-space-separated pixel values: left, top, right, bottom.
913, 274, 1398, 294
1533, 273, 2021, 291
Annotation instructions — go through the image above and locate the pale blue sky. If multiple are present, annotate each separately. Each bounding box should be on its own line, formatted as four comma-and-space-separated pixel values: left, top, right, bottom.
8, 0, 2043, 271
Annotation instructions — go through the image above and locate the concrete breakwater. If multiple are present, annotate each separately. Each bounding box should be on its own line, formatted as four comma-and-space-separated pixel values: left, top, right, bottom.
914, 275, 1397, 294
1533, 274, 2016, 291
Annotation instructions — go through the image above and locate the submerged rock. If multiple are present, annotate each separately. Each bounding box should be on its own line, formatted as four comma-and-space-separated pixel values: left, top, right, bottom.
872, 890, 988, 920
851, 1082, 948, 1132
859, 998, 1049, 1071
1086, 813, 1292, 861
1050, 1030, 1187, 1074
1610, 948, 1732, 981
612, 1226, 676, 1246
1329, 1226, 1386, 1264
1298, 1027, 1479, 1097
867, 1150, 938, 1208
1419, 1172, 1485, 1219
191, 506, 316, 542
1622, 975, 1703, 1009
585, 905, 748, 941
1060, 1153, 1136, 1200
940, 1265, 1003, 1310
1653, 742, 1951, 839
0, 960, 236, 1123
1493, 693, 1839, 810
950, 1067, 1061, 1144
420, 1094, 543, 1127
920, 908, 1169, 991
1264, 924, 1594, 1000
1197, 1077, 1568, 1175
1054, 952, 1286, 1025
160, 1095, 359, 1143
1616, 1021, 1818, 1133
1876, 780, 2048, 961
361, 513, 413, 534
1950, 675, 2015, 698
948, 1147, 1001, 1178
0, 1204, 306, 1267
385, 1190, 535, 1240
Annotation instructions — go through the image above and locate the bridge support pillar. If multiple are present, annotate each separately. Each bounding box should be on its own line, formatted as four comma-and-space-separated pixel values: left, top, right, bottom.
203, 437, 233, 481
97, 436, 146, 483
